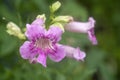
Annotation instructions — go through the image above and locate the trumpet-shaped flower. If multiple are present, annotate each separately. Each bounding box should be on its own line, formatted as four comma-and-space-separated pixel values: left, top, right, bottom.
64, 45, 86, 61
65, 17, 97, 45
20, 18, 66, 67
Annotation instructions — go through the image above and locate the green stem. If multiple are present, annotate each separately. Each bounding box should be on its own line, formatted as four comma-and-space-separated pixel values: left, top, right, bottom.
46, 11, 55, 30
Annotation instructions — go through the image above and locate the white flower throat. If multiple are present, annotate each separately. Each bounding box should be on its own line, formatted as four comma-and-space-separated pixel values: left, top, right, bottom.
35, 38, 54, 50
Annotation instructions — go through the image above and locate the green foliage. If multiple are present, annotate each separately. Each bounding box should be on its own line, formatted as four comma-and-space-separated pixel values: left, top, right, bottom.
0, 0, 119, 80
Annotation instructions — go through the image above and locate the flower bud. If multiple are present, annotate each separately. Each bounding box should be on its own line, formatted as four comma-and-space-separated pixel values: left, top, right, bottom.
6, 22, 25, 39
51, 22, 64, 32
53, 16, 73, 23
50, 1, 61, 12
36, 14, 46, 22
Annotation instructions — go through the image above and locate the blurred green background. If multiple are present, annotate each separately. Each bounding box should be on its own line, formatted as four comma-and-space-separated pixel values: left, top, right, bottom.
0, 0, 120, 80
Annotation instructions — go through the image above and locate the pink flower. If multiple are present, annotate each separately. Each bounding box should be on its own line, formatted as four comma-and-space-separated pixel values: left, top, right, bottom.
63, 45, 86, 61
19, 18, 66, 67
65, 17, 97, 45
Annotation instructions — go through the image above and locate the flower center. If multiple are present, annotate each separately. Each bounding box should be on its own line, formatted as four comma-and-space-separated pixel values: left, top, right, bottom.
35, 38, 54, 51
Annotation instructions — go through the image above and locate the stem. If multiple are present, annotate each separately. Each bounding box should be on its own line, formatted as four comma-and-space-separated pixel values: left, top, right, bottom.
46, 10, 55, 30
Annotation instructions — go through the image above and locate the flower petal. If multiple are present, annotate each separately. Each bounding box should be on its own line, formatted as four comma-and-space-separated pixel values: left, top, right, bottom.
48, 44, 66, 62
64, 17, 95, 33
37, 52, 47, 67
64, 45, 86, 61
29, 58, 37, 64
31, 18, 44, 26
19, 41, 37, 59
25, 23, 45, 40
88, 28, 98, 45
47, 26, 63, 43
73, 47, 86, 61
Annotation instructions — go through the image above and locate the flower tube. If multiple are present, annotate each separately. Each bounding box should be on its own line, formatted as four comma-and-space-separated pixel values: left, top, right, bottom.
65, 17, 97, 45
63, 45, 86, 61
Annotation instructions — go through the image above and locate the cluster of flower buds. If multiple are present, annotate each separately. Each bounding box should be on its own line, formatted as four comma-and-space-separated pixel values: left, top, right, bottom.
6, 1, 97, 67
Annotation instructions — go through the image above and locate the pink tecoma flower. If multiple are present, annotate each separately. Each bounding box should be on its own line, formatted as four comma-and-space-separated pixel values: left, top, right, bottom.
65, 17, 97, 45
20, 18, 66, 67
63, 45, 86, 61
